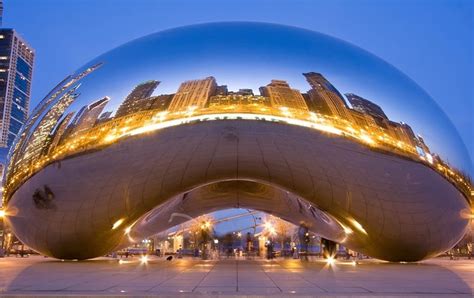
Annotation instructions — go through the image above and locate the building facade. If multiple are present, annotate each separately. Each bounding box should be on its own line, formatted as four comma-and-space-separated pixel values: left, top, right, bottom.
0, 28, 34, 176
115, 80, 159, 117
259, 80, 308, 111
21, 86, 79, 164
168, 76, 217, 112
71, 96, 110, 134
346, 93, 388, 119
303, 72, 352, 121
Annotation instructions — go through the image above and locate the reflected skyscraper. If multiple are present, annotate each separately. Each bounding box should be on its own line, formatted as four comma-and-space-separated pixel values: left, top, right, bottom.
259, 80, 308, 111
0, 6, 35, 178
72, 96, 110, 134
168, 76, 217, 112
96, 111, 112, 124
115, 80, 159, 117
0, 1, 3, 27
22, 85, 79, 164
303, 72, 352, 121
48, 112, 74, 153
346, 93, 388, 119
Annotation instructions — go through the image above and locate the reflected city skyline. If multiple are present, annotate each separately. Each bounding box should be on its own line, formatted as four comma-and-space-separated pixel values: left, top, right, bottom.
3, 69, 472, 203
3, 22, 471, 263
20, 23, 470, 178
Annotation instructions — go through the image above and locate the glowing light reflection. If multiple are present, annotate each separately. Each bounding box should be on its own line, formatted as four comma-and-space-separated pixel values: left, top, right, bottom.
112, 218, 125, 230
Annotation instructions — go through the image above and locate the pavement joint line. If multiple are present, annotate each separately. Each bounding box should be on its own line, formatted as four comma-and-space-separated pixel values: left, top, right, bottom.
260, 259, 283, 293
276, 259, 329, 293
144, 259, 189, 292
191, 259, 217, 293
1, 257, 473, 296
235, 258, 239, 292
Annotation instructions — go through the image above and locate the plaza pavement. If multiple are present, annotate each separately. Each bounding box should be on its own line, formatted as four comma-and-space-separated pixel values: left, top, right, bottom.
0, 255, 473, 297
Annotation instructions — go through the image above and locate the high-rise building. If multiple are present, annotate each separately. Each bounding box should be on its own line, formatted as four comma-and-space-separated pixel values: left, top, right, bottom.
115, 80, 159, 117
399, 122, 418, 148
303, 72, 346, 104
21, 85, 80, 165
303, 72, 352, 121
6, 64, 102, 184
0, 1, 3, 27
48, 112, 74, 153
0, 28, 35, 150
349, 109, 378, 130
417, 135, 431, 154
215, 85, 228, 95
259, 80, 308, 111
168, 76, 217, 112
209, 94, 270, 107
0, 5, 35, 180
125, 94, 174, 113
71, 96, 110, 134
148, 94, 173, 111
345, 93, 388, 119
236, 89, 254, 96
95, 111, 112, 125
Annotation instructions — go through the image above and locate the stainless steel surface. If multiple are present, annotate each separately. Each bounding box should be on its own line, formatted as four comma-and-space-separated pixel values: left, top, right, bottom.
3, 23, 472, 261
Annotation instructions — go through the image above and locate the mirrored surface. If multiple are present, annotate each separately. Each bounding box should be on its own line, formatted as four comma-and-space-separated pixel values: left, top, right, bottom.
4, 22, 471, 203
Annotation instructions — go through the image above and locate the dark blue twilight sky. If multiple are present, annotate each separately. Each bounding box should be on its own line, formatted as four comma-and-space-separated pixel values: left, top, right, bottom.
3, 0, 473, 166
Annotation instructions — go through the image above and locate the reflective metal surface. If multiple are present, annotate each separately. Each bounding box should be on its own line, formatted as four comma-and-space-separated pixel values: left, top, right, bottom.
3, 23, 472, 261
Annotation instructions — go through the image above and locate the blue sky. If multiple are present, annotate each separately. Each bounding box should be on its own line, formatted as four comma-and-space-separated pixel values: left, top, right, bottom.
3, 0, 473, 166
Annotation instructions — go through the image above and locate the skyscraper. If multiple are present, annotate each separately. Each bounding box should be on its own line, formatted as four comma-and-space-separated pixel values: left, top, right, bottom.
71, 96, 110, 134
345, 93, 388, 119
115, 80, 159, 117
48, 112, 74, 153
399, 122, 418, 148
0, 1, 3, 27
303, 72, 352, 121
303, 72, 346, 104
6, 64, 102, 185
21, 85, 79, 166
168, 76, 217, 112
259, 80, 308, 111
0, 4, 35, 178
417, 135, 431, 154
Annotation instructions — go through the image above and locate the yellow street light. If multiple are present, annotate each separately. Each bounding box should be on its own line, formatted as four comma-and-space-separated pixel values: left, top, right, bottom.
140, 255, 148, 264
326, 256, 336, 266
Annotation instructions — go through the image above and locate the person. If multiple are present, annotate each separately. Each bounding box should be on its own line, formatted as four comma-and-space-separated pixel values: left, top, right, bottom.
177, 245, 183, 258
292, 246, 298, 259
266, 242, 274, 260
466, 243, 472, 260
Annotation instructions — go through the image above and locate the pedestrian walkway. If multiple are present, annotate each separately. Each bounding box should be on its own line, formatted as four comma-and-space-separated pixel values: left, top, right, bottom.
0, 256, 472, 296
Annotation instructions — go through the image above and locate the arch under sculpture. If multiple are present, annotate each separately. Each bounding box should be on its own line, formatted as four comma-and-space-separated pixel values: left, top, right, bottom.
3, 23, 472, 262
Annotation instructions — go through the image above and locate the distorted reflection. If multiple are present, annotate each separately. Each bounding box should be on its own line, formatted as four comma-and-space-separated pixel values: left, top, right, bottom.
4, 71, 471, 202
2, 23, 472, 205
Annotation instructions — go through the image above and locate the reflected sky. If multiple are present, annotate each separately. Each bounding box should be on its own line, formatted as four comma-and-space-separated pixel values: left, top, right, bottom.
17, 22, 474, 175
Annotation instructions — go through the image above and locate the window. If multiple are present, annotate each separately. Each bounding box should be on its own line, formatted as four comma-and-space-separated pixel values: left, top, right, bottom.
16, 57, 32, 78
